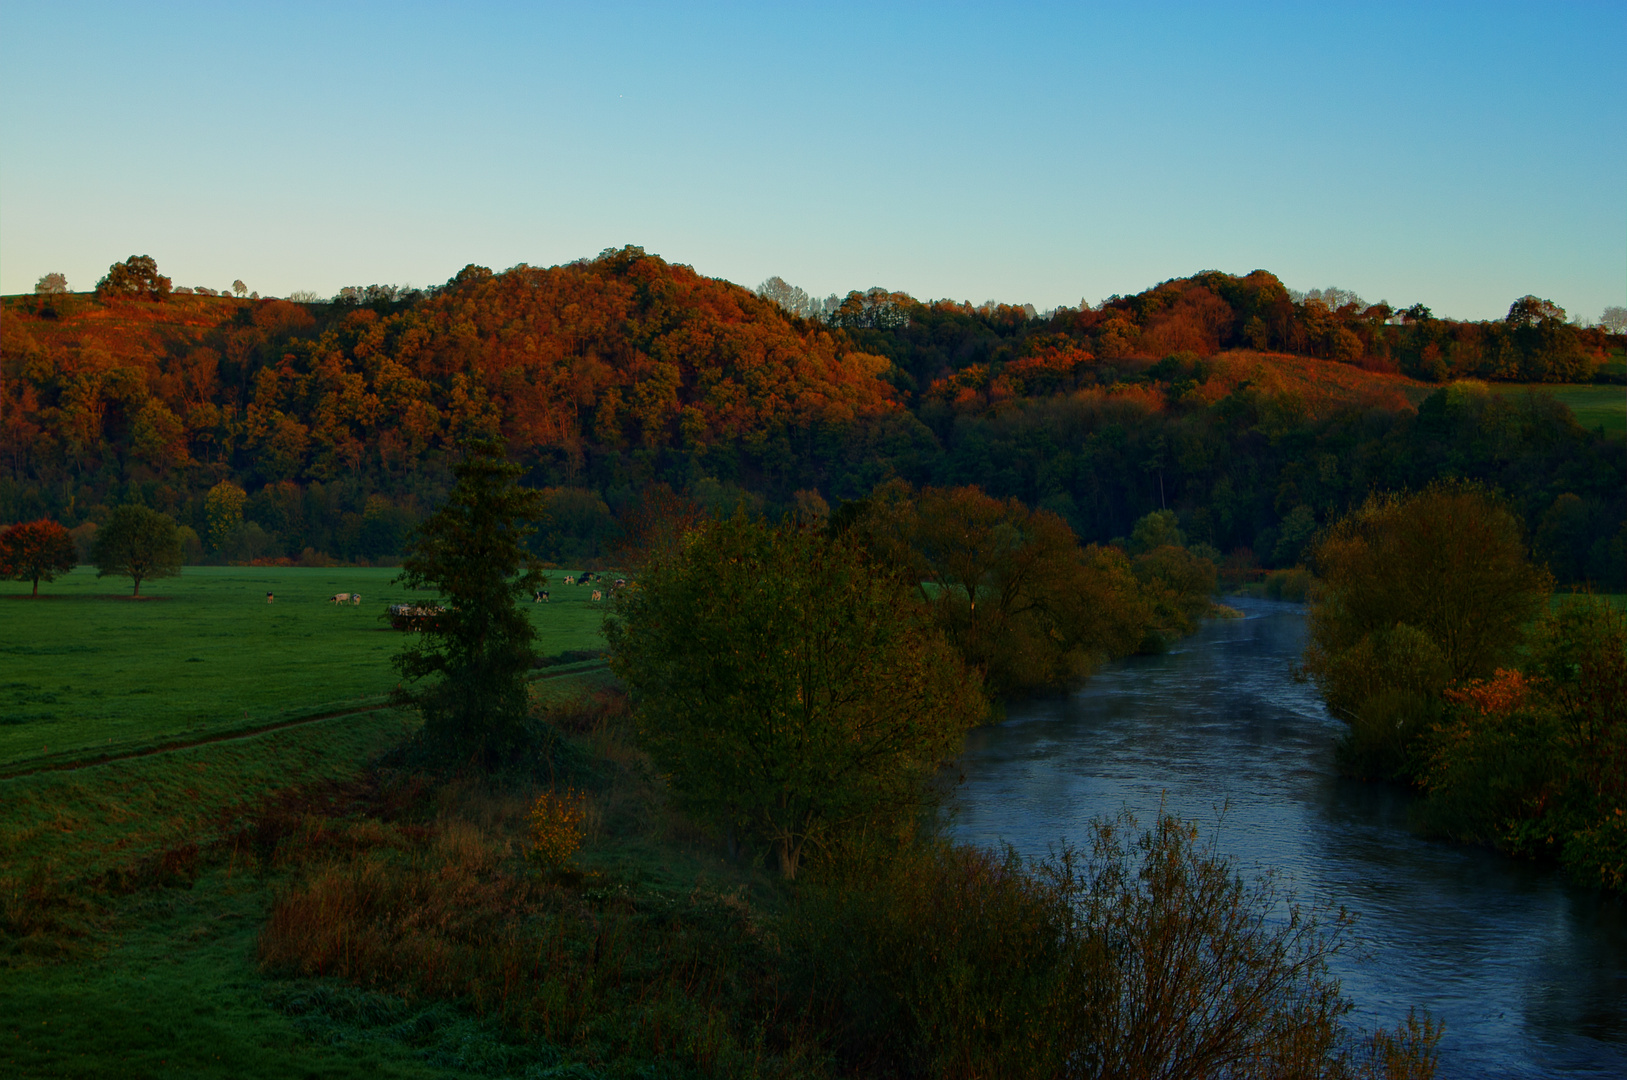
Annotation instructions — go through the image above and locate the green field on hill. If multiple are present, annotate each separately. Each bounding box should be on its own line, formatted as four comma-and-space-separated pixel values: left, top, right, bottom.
0, 566, 610, 770
1494, 382, 1627, 437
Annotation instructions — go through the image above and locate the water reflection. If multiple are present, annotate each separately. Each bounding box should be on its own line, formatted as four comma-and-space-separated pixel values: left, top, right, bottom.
946, 597, 1627, 1078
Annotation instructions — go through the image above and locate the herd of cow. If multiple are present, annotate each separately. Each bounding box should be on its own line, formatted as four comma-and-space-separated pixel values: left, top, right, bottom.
310, 574, 627, 618
532, 571, 629, 604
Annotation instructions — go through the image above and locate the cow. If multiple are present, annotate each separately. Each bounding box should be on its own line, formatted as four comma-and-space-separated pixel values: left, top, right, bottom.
614, 578, 627, 588
351, 594, 362, 606
563, 576, 575, 586
591, 590, 603, 602
329, 593, 353, 604
534, 590, 550, 603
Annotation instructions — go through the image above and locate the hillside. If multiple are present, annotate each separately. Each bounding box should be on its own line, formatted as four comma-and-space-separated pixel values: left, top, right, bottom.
2, 255, 1622, 587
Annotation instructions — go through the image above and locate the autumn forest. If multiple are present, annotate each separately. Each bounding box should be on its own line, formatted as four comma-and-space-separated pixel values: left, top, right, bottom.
3, 247, 1624, 586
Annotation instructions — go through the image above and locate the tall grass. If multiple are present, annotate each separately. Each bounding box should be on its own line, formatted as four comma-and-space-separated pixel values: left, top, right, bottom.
257, 788, 817, 1077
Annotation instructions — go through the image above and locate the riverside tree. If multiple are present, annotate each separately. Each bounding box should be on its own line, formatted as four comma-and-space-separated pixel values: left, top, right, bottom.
0, 518, 78, 595
1303, 483, 1552, 777
839, 482, 1154, 696
92, 505, 182, 596
392, 439, 546, 766
607, 512, 986, 879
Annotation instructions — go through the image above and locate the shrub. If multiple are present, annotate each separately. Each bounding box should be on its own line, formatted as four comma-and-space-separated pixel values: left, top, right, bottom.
1264, 565, 1315, 603
258, 813, 809, 1076
528, 788, 586, 869
785, 811, 1440, 1079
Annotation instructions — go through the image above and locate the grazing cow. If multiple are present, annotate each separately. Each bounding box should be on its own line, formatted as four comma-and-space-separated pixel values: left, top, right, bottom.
591, 590, 602, 602
351, 594, 362, 606
534, 590, 550, 603
563, 576, 575, 586
266, 592, 274, 603
614, 578, 627, 588
329, 593, 352, 604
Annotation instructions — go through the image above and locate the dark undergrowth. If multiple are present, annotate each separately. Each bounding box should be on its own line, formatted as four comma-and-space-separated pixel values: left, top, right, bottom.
3, 687, 1441, 1078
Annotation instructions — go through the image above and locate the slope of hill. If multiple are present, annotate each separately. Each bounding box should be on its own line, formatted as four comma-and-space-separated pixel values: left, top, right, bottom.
2, 255, 1622, 587
2, 248, 896, 487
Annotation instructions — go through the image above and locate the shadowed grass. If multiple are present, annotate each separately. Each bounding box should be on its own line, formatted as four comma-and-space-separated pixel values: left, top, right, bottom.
1487, 383, 1626, 437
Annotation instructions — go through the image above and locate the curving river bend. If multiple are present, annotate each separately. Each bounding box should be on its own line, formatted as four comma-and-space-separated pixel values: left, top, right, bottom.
945, 597, 1627, 1078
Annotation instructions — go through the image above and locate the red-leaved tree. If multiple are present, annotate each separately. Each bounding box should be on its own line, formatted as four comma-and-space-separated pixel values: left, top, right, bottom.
0, 519, 79, 596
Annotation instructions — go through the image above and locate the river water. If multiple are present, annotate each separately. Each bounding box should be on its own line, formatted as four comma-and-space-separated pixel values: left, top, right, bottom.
945, 597, 1627, 1078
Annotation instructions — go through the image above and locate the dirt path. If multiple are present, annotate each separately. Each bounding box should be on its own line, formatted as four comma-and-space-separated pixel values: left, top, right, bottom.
0, 662, 611, 781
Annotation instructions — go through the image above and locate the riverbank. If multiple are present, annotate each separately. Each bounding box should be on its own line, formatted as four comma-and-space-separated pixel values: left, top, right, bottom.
947, 597, 1626, 1077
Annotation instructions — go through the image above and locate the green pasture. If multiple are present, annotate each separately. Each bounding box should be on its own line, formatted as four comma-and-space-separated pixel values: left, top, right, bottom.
0, 565, 610, 770
1494, 383, 1626, 437
1, 866, 469, 1080
0, 658, 619, 1077
0, 679, 615, 1079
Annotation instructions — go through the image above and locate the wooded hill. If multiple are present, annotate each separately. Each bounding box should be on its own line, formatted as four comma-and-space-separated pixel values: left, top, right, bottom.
3, 249, 1623, 586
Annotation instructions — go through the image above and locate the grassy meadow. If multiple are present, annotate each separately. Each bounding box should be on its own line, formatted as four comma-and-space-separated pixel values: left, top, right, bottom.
0, 567, 739, 1078
1491, 382, 1627, 437
1, 565, 610, 771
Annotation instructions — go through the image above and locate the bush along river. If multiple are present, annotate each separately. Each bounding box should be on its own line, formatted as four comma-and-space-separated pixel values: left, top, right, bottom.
946, 596, 1626, 1078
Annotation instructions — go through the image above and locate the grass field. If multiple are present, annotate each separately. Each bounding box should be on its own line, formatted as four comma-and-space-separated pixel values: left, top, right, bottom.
1490, 382, 1627, 437
0, 566, 611, 770
0, 574, 655, 1079
0, 682, 656, 1079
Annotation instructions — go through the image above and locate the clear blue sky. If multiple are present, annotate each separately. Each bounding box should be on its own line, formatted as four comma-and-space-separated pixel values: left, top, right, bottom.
3, 2, 1622, 321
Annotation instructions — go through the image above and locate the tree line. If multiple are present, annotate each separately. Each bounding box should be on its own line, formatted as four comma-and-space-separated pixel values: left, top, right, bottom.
2, 250, 1622, 589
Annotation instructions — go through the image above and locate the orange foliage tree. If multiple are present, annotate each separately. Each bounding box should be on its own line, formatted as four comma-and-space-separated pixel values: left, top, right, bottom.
0, 519, 78, 595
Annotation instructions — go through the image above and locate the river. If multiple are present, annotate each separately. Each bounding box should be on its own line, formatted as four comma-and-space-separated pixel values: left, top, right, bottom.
944, 597, 1627, 1078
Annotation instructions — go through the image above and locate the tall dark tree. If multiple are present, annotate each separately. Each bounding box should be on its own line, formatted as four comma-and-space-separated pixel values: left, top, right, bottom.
393, 439, 546, 765
92, 505, 182, 596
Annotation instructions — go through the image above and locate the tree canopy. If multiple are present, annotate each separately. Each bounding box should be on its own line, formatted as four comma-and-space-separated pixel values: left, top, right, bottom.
92, 505, 181, 596
0, 518, 77, 595
95, 255, 171, 302
607, 512, 985, 878
2, 252, 1621, 593
1302, 484, 1553, 777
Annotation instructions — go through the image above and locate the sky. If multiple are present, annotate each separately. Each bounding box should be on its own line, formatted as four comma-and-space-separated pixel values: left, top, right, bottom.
2, 1, 1623, 321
